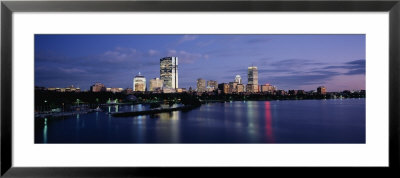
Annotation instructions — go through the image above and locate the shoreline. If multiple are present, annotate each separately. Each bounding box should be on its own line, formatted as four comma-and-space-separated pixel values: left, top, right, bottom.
35, 98, 364, 119
111, 104, 200, 117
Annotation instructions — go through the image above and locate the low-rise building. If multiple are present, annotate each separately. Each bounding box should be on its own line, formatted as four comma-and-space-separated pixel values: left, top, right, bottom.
246, 84, 259, 93
218, 83, 230, 94
207, 80, 218, 91
162, 87, 176, 93
288, 90, 297, 95
317, 86, 327, 95
229, 82, 238, 93
260, 84, 276, 93
176, 88, 186, 93
237, 84, 245, 93
47, 85, 81, 92
106, 88, 124, 93
149, 77, 163, 92
91, 83, 106, 92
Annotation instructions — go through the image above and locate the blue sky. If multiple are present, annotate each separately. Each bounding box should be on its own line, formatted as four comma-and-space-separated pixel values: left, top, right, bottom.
35, 34, 365, 92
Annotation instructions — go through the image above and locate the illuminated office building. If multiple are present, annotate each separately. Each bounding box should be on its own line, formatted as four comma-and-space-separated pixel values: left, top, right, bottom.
248, 66, 258, 85
261, 84, 276, 93
149, 77, 163, 91
197, 78, 206, 92
133, 72, 146, 92
48, 85, 81, 92
106, 88, 124, 93
218, 83, 230, 94
246, 84, 259, 93
229, 82, 238, 93
247, 66, 259, 92
207, 80, 218, 91
160, 57, 178, 89
90, 83, 106, 92
237, 84, 245, 93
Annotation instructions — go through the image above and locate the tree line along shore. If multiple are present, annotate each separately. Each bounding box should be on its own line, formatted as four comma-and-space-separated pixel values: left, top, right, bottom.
35, 90, 365, 112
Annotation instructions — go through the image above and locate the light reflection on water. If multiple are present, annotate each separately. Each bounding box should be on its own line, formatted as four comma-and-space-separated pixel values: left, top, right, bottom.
43, 118, 47, 143
264, 101, 274, 143
35, 99, 365, 143
246, 101, 260, 142
135, 116, 145, 143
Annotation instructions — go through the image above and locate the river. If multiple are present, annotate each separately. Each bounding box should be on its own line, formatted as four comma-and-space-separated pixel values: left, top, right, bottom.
35, 99, 365, 143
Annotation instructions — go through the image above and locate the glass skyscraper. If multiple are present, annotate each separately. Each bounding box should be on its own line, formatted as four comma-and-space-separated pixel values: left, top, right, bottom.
247, 66, 259, 92
160, 57, 178, 89
248, 66, 258, 85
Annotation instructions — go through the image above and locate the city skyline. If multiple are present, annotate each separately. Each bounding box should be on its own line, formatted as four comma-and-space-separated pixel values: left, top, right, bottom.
35, 34, 365, 91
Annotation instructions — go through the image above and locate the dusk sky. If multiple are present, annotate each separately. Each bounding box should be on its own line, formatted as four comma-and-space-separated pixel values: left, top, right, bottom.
35, 34, 365, 92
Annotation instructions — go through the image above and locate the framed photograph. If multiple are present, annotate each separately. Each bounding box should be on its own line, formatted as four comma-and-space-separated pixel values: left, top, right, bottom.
1, 0, 399, 177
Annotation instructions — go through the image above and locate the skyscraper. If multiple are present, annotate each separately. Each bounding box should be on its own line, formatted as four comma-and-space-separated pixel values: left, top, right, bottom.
133, 72, 146, 92
248, 66, 258, 85
234, 75, 242, 84
247, 66, 259, 92
197, 78, 206, 92
160, 57, 178, 89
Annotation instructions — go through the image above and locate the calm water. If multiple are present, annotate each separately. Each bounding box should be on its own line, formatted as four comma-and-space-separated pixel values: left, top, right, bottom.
35, 99, 365, 143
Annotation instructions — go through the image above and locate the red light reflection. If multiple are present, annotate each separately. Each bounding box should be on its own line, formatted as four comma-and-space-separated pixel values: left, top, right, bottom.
265, 101, 275, 142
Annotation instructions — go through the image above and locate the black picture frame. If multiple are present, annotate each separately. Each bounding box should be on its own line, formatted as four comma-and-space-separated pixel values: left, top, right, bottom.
1, 0, 399, 177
